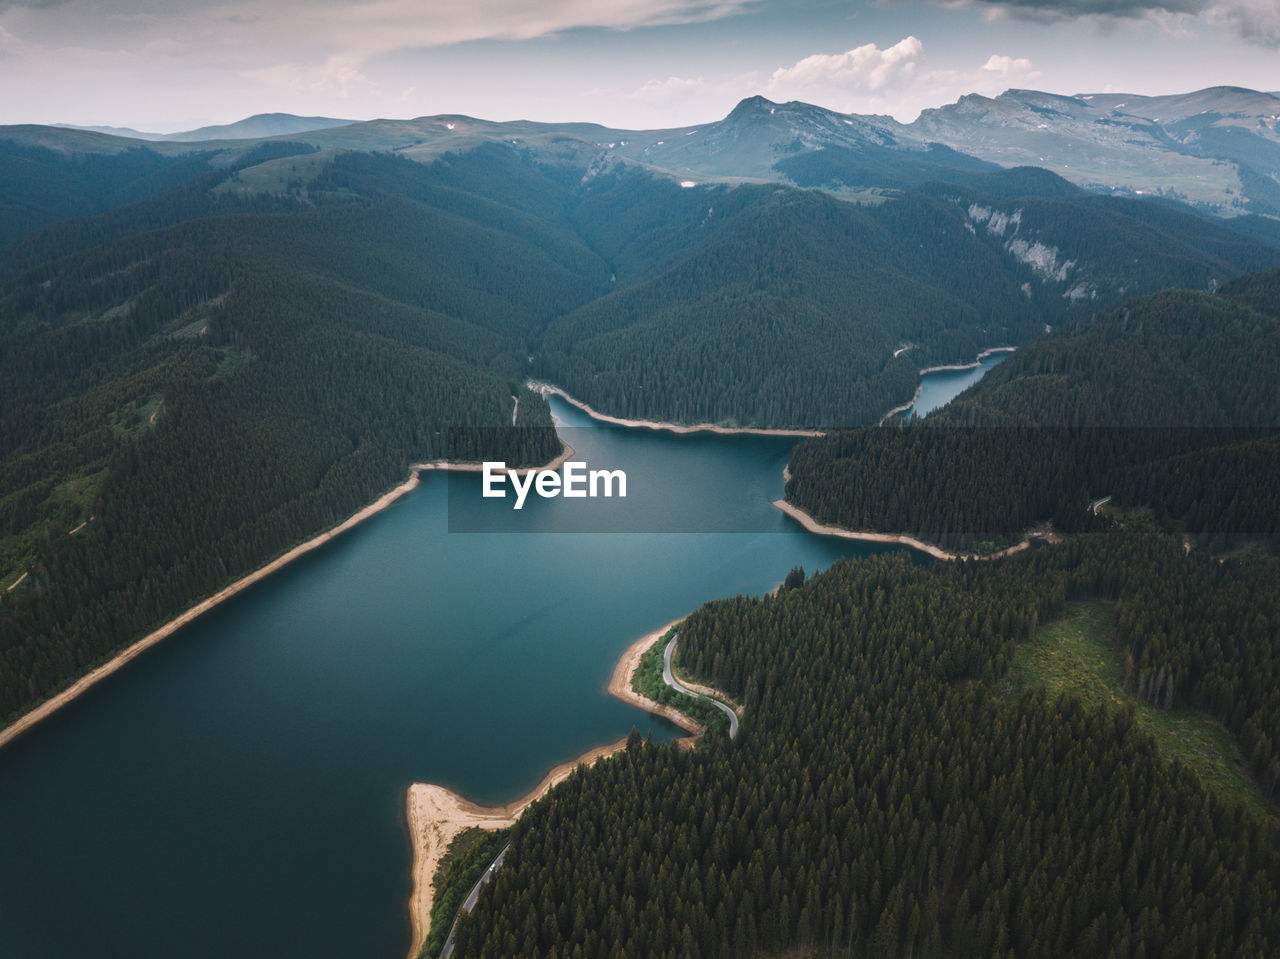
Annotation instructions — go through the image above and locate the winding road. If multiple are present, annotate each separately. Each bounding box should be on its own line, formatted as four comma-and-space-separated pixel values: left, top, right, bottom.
437, 631, 739, 957
664, 634, 739, 739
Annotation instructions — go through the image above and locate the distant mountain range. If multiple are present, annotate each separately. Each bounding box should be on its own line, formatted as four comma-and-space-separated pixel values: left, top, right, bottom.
14, 86, 1280, 217
911, 87, 1280, 215
52, 113, 355, 142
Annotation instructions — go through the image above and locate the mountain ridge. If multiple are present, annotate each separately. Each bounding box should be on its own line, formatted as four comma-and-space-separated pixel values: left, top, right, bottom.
10, 86, 1280, 214
53, 112, 355, 142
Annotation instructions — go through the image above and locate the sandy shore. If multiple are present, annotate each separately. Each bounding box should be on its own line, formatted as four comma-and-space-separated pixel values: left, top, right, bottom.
528, 382, 823, 438
0, 438, 579, 753
405, 616, 712, 958
405, 738, 626, 959
773, 498, 1035, 562
606, 618, 703, 739
617, 619, 742, 716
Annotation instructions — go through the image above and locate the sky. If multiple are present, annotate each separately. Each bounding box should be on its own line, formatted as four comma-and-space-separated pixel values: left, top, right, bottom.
0, 0, 1277, 132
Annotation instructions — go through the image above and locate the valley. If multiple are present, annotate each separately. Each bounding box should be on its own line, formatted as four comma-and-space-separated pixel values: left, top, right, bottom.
3, 72, 1280, 959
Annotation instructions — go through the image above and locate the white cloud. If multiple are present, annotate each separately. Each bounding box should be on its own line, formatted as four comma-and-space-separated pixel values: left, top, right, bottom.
981, 53, 1037, 77
245, 54, 375, 99
629, 75, 709, 103
767, 37, 924, 97
762, 38, 1041, 120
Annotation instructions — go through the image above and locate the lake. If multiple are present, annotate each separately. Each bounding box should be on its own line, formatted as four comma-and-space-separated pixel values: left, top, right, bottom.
0, 369, 974, 959
898, 352, 1010, 420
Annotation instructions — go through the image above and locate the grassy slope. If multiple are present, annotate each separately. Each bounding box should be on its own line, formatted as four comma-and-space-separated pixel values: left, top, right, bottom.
1008, 601, 1273, 820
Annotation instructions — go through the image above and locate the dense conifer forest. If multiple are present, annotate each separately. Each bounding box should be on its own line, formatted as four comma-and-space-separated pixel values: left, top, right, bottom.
451, 531, 1280, 958
785, 268, 1280, 552
2, 135, 1278, 842
0, 147, 588, 723
437, 263, 1280, 959
533, 168, 1280, 429
5, 117, 1280, 959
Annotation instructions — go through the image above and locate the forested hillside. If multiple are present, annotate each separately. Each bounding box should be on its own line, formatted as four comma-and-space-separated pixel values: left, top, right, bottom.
0, 139, 222, 245
451, 532, 1280, 958
535, 168, 1280, 429
785, 268, 1280, 551
0, 147, 596, 725
3, 133, 1277, 733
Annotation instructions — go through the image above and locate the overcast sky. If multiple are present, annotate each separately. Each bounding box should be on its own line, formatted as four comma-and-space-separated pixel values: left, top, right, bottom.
1, 0, 1277, 132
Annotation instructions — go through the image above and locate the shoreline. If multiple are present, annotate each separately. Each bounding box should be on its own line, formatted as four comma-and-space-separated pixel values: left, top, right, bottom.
773, 498, 1036, 562
917, 346, 1017, 376
606, 618, 703, 740
405, 739, 626, 959
879, 384, 924, 424
412, 439, 575, 475
879, 346, 1016, 423
528, 382, 823, 438
0, 441, 577, 754
404, 617, 699, 959
531, 348, 1015, 437
0, 471, 419, 752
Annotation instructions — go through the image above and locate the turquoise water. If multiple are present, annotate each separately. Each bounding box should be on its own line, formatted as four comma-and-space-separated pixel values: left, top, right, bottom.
899, 352, 1010, 419
0, 376, 974, 959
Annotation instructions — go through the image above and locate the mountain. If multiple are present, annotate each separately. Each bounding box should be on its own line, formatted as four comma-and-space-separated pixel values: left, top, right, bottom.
2, 99, 1278, 730
12, 87, 1280, 217
911, 87, 1280, 215
52, 123, 159, 140
533, 166, 1278, 429
6, 92, 1280, 959
600, 95, 998, 189
162, 113, 355, 141
54, 113, 354, 142
784, 266, 1280, 553
0, 144, 598, 725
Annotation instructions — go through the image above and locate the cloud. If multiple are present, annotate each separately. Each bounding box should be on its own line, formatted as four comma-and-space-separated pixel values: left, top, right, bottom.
245, 54, 375, 99
934, 0, 1280, 46
937, 0, 1199, 19
629, 75, 709, 103
0, 0, 761, 122
981, 53, 1037, 76
762, 38, 1041, 120
767, 37, 924, 96
0, 0, 754, 53
1204, 0, 1280, 45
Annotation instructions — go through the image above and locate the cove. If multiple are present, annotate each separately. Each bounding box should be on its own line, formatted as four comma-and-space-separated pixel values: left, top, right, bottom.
898, 351, 1011, 420
0, 372, 975, 959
